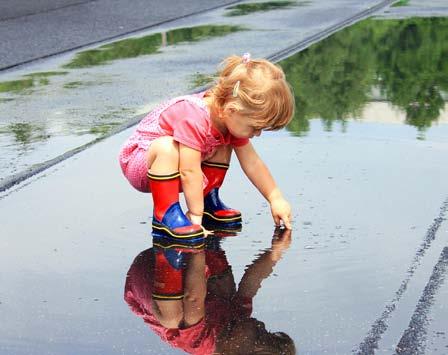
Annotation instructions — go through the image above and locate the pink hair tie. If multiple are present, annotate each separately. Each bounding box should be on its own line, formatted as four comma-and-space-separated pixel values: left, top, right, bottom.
242, 52, 251, 64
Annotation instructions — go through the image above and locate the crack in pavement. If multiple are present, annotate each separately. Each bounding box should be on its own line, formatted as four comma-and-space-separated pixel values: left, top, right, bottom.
395, 246, 448, 354
354, 197, 448, 354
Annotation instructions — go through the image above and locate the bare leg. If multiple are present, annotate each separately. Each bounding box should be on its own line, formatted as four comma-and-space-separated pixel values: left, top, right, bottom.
146, 136, 179, 174
153, 300, 183, 329
182, 252, 206, 327
146, 136, 204, 246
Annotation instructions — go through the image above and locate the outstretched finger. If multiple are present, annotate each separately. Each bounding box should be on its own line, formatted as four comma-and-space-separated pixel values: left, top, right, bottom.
274, 215, 281, 226
283, 214, 292, 230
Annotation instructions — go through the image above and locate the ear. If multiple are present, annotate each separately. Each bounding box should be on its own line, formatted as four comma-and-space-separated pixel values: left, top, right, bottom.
224, 107, 236, 115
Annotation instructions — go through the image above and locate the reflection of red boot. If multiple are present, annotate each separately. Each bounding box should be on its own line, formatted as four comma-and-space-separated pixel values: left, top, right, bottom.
152, 248, 189, 301
148, 172, 204, 250
205, 238, 231, 280
202, 162, 242, 231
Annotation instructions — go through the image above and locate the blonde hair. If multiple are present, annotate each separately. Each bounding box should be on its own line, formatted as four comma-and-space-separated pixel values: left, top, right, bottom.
209, 55, 295, 131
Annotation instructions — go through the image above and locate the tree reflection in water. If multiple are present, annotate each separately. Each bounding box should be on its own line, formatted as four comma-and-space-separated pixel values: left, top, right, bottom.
280, 17, 448, 135
124, 228, 295, 354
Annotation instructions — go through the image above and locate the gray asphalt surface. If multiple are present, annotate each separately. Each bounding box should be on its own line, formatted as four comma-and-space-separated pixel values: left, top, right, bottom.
1, 0, 448, 354
0, 0, 241, 70
0, 0, 93, 20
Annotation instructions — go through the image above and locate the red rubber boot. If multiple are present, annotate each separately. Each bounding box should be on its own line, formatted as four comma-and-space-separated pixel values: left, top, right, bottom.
148, 171, 204, 249
201, 162, 242, 231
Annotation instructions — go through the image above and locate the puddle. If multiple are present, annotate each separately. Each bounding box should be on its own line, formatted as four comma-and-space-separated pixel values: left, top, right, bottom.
280, 16, 448, 138
0, 122, 48, 146
2, 10, 448, 353
63, 81, 87, 89
189, 72, 216, 89
87, 122, 122, 136
392, 0, 411, 7
0, 78, 35, 94
22, 71, 68, 78
63, 25, 245, 68
0, 71, 67, 95
224, 1, 308, 17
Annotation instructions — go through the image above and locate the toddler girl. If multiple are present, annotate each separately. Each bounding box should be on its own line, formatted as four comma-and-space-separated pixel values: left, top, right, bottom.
119, 53, 294, 246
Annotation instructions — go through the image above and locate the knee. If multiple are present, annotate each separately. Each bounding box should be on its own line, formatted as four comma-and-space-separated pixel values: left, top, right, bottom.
154, 137, 179, 158
147, 137, 179, 166
184, 288, 206, 305
158, 312, 183, 329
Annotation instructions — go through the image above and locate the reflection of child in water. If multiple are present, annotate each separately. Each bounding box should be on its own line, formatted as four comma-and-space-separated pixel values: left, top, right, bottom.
119, 54, 294, 249
124, 228, 295, 354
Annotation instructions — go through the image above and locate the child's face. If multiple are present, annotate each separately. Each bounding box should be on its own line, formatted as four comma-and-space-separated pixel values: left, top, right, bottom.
223, 111, 262, 139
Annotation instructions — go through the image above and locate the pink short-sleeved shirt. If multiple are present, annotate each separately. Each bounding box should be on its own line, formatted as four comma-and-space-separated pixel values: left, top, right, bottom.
119, 91, 249, 192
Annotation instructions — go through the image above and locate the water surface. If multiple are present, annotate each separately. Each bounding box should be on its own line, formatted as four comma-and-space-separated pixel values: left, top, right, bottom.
280, 16, 448, 139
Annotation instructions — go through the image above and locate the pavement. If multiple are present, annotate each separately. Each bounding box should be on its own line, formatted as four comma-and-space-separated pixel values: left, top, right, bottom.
1, 0, 448, 354
0, 0, 395, 189
0, 0, 242, 70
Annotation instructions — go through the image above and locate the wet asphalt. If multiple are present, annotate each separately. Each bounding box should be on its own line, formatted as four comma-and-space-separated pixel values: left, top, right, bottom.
0, 0, 396, 189
1, 0, 448, 354
0, 0, 242, 70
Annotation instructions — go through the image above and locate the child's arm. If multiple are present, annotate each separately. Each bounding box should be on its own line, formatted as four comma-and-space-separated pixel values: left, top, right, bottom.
235, 142, 292, 229
179, 144, 203, 225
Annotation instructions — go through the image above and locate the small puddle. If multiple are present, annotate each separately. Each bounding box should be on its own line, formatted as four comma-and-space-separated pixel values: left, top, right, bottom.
392, 0, 411, 7
0, 78, 35, 94
224, 0, 310, 17
189, 72, 216, 89
0, 123, 48, 146
0, 71, 67, 94
63, 25, 246, 68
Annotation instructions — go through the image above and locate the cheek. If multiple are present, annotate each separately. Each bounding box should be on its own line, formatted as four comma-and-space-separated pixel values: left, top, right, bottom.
228, 122, 250, 137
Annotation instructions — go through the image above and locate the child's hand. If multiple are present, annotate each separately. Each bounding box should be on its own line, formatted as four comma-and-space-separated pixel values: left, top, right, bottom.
270, 197, 292, 229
